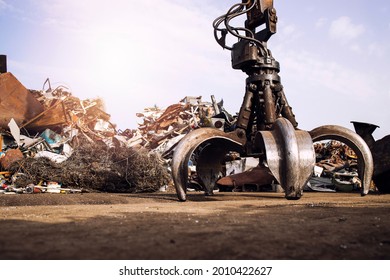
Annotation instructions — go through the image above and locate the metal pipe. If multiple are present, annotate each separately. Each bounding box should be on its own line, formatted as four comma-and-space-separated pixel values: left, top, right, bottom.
236, 87, 254, 130
263, 83, 276, 125
278, 88, 298, 128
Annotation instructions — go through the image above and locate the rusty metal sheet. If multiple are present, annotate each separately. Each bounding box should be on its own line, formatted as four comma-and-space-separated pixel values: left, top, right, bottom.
156, 103, 186, 129
217, 165, 274, 187
0, 72, 44, 128
0, 148, 24, 169
22, 99, 69, 131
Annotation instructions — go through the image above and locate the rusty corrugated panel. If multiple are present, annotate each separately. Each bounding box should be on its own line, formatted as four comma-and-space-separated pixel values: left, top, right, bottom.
0, 72, 44, 128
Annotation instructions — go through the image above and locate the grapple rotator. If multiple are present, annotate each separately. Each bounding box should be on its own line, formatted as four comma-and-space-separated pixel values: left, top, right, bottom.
172, 0, 373, 200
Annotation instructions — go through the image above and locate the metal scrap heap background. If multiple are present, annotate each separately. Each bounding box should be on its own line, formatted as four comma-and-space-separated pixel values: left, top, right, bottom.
0, 71, 232, 194
1, 71, 389, 195
0, 72, 175, 193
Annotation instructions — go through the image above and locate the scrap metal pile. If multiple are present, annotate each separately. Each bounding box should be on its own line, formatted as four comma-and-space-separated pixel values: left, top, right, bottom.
0, 72, 170, 194
1, 70, 388, 196
308, 141, 363, 192
214, 140, 370, 193
132, 97, 382, 194
130, 95, 234, 159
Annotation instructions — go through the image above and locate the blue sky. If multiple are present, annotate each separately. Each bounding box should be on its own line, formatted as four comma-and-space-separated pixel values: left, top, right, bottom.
1, 0, 389, 139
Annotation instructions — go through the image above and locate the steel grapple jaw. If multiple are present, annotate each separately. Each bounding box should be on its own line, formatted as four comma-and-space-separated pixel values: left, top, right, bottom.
171, 0, 374, 201
254, 118, 315, 199
171, 118, 315, 201
309, 125, 374, 196
171, 118, 374, 201
171, 128, 245, 201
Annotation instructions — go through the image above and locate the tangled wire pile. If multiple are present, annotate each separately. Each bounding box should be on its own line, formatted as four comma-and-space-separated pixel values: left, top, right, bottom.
8, 136, 171, 193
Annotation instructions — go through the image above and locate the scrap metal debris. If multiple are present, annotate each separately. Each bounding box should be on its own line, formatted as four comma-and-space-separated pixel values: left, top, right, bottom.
214, 139, 378, 194
0, 72, 170, 194
370, 135, 390, 193
307, 140, 364, 192
0, 67, 387, 196
129, 95, 234, 157
0, 68, 233, 195
349, 121, 390, 193
6, 138, 170, 193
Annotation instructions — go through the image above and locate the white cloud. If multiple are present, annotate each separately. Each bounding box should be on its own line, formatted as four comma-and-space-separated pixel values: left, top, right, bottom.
0, 0, 21, 15
349, 43, 362, 53
13, 0, 235, 129
368, 42, 386, 57
271, 48, 390, 135
6, 0, 390, 137
280, 49, 378, 99
282, 24, 296, 36
0, 0, 8, 11
315, 17, 327, 28
329, 16, 365, 43
277, 23, 303, 44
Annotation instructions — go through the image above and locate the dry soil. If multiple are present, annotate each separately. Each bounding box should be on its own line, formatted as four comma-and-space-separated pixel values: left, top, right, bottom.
0, 190, 389, 260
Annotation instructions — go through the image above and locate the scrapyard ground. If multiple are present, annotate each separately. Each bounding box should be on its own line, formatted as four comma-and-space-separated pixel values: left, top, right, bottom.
0, 189, 389, 260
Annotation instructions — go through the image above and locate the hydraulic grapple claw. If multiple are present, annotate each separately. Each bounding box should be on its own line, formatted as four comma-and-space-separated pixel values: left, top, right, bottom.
309, 125, 374, 195
171, 128, 245, 201
171, 1, 374, 202
255, 118, 315, 199
171, 118, 315, 201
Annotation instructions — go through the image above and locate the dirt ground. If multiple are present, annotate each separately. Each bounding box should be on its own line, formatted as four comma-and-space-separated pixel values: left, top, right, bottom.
0, 189, 389, 260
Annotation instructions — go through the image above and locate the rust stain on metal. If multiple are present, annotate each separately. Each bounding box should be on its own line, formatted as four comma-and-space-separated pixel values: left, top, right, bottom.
0, 72, 44, 128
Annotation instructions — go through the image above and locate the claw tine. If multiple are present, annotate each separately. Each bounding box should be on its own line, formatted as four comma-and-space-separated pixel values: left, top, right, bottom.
309, 125, 374, 195
171, 128, 244, 201
196, 138, 244, 196
256, 118, 315, 199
